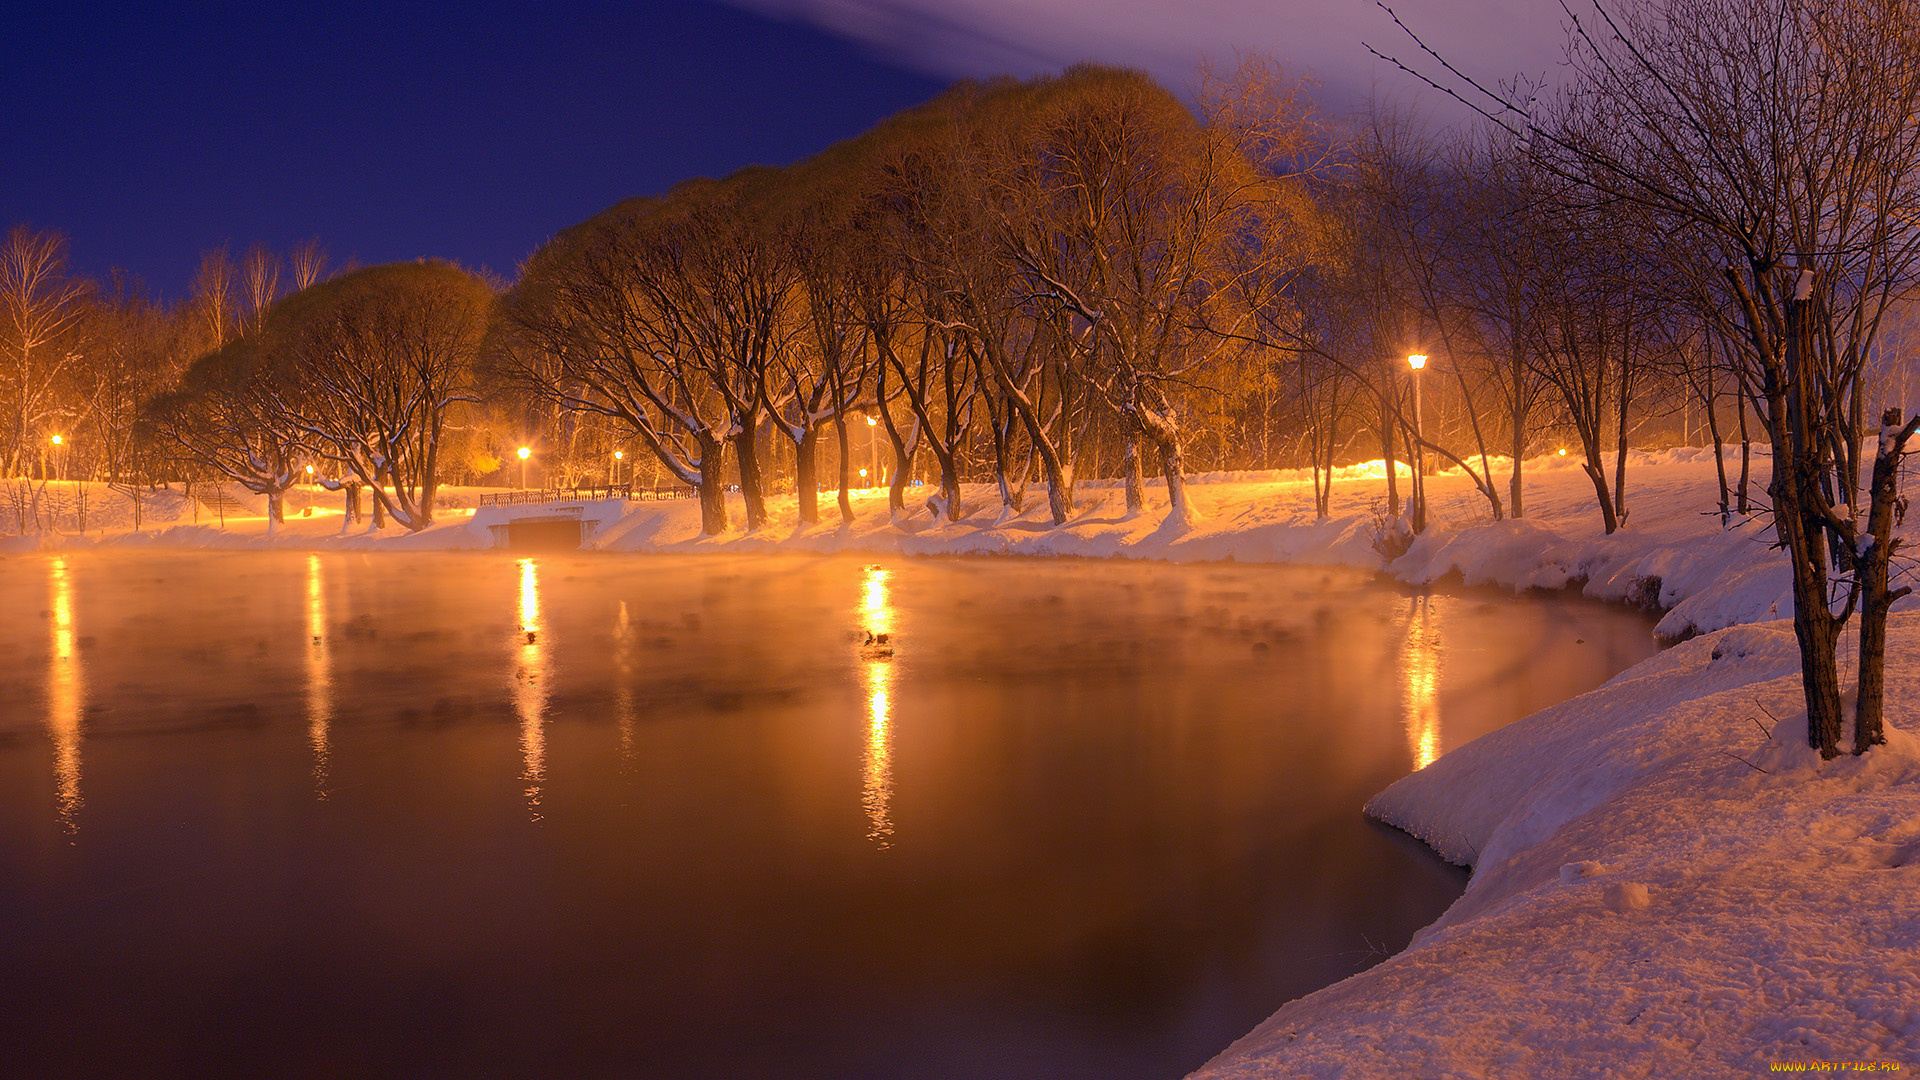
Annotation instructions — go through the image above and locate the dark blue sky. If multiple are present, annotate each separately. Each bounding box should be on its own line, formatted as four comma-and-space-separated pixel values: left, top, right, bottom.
5, 1, 946, 301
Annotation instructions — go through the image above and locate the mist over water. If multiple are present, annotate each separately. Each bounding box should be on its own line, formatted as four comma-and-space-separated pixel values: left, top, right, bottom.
0, 551, 1658, 1079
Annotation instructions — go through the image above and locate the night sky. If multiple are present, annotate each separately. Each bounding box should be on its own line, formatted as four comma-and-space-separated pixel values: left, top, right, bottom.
6, 0, 1566, 301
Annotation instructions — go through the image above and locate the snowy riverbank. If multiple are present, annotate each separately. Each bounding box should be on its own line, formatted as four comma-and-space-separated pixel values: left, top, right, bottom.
7, 449, 1918, 1073
0, 449, 1815, 645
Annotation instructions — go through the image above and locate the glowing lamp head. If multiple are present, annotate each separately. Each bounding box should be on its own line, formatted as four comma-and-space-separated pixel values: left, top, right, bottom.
859, 468, 869, 478
1407, 354, 1427, 371
49, 434, 62, 446
305, 464, 314, 475
1557, 447, 1568, 457
517, 446, 531, 461
865, 416, 879, 427
613, 450, 624, 461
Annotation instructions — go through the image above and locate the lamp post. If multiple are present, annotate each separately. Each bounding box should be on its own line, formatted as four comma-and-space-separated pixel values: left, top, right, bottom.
518, 446, 531, 491
1406, 354, 1426, 446
613, 449, 624, 488
865, 415, 880, 488
1406, 355, 1429, 533
49, 434, 63, 481
305, 463, 315, 513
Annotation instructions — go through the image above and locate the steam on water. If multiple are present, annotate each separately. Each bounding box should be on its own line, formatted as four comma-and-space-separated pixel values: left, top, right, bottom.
0, 551, 1657, 1080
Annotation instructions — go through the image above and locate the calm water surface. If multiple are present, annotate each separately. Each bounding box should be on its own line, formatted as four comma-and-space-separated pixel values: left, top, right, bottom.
0, 551, 1659, 1079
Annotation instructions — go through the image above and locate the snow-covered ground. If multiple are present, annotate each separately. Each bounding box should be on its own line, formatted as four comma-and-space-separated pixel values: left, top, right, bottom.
7, 449, 1917, 1074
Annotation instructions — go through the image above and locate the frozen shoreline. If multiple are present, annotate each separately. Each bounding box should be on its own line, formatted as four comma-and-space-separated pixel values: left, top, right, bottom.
7, 449, 1918, 1074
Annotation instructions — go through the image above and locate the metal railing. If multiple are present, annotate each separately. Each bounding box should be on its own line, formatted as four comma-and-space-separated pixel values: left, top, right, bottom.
477, 483, 695, 508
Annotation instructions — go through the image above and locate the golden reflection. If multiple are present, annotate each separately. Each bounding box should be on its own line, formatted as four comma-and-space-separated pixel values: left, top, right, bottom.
48, 557, 83, 833
862, 664, 895, 847
305, 554, 332, 798
514, 558, 548, 817
862, 565, 892, 635
1403, 594, 1442, 770
615, 600, 636, 762
859, 564, 895, 847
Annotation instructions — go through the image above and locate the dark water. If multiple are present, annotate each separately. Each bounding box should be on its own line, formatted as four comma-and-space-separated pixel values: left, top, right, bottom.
0, 551, 1658, 1079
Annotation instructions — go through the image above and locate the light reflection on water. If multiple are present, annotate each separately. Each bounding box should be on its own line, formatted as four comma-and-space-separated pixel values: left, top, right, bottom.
1403, 594, 1443, 770
0, 551, 1661, 1080
515, 557, 547, 817
860, 564, 896, 847
615, 599, 636, 761
306, 553, 332, 797
46, 556, 82, 833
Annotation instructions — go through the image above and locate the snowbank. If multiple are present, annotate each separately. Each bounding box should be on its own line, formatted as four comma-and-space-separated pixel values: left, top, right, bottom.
1195, 617, 1920, 1077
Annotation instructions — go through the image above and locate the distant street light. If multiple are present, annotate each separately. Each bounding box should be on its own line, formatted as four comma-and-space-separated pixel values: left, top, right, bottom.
518, 446, 532, 490
865, 415, 880, 486
613, 448, 624, 487
49, 434, 64, 481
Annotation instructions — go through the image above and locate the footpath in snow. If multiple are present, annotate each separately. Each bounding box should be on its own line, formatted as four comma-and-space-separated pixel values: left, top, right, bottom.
6, 449, 1918, 1074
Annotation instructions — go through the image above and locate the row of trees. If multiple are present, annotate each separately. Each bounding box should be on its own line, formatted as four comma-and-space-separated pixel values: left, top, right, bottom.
12, 66, 1873, 544
0, 230, 341, 491
1377, 0, 1920, 758
489, 61, 1778, 540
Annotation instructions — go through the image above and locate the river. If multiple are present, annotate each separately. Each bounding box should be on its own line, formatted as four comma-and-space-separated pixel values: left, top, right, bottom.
0, 551, 1659, 1079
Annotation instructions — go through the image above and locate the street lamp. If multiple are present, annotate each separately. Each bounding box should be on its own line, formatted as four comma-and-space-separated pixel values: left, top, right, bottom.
1406, 354, 1427, 439
1407, 354, 1427, 477
517, 446, 531, 491
613, 448, 624, 487
865, 415, 880, 487
49, 434, 63, 481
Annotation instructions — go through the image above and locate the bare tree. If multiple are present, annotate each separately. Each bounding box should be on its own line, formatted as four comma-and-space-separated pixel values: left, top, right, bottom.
0, 226, 90, 477
1382, 0, 1920, 755
275, 262, 490, 530
990, 66, 1270, 528
500, 178, 789, 535
240, 243, 281, 332
289, 238, 329, 292
142, 334, 302, 525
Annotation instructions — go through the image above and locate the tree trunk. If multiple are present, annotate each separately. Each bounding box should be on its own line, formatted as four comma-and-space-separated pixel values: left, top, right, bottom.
1737, 391, 1753, 515
1580, 456, 1619, 535
1509, 399, 1525, 520
1773, 294, 1847, 758
1159, 440, 1191, 524
795, 427, 820, 525
1381, 415, 1400, 519
697, 460, 730, 536
732, 425, 767, 531
1854, 408, 1919, 753
1122, 436, 1145, 512
1705, 369, 1730, 527
834, 415, 853, 524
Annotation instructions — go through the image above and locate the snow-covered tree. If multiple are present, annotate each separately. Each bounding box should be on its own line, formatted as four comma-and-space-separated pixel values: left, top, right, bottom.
270, 262, 490, 531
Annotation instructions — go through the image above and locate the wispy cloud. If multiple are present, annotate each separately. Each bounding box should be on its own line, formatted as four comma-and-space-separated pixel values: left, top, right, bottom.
724, 0, 1569, 114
